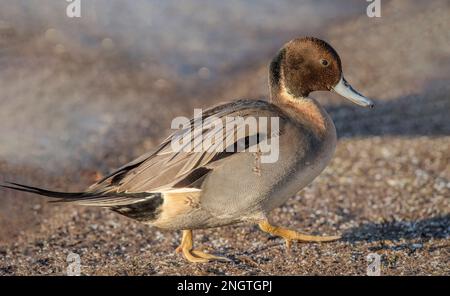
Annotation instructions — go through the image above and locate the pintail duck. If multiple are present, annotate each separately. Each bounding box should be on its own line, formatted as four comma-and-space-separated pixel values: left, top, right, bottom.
2, 37, 374, 263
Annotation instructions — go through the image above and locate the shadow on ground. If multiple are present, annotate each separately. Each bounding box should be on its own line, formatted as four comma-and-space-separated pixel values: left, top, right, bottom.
328, 80, 450, 137
342, 214, 450, 244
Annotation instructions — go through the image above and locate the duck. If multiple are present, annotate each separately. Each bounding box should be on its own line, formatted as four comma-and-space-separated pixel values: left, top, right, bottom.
2, 37, 374, 263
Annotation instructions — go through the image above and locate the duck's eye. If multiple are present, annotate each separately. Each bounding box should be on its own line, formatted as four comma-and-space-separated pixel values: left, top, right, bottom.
320, 59, 329, 67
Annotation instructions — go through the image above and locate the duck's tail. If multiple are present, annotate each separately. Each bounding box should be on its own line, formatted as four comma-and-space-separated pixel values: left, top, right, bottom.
2, 181, 164, 222
1, 182, 91, 201
1, 181, 154, 208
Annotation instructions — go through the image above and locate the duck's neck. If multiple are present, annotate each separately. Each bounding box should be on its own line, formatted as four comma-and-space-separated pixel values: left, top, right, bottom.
271, 88, 331, 139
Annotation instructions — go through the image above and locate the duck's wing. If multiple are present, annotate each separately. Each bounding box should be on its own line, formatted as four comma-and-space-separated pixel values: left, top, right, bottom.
88, 99, 286, 195
3, 99, 286, 210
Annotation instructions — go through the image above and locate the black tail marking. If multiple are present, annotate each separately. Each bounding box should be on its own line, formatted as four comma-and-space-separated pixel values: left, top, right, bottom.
111, 193, 163, 222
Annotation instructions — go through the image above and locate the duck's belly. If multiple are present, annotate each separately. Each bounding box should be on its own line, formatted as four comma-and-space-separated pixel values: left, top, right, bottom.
197, 125, 336, 227
261, 134, 336, 213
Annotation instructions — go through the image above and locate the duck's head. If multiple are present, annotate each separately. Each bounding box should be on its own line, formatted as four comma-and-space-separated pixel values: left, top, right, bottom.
269, 37, 374, 108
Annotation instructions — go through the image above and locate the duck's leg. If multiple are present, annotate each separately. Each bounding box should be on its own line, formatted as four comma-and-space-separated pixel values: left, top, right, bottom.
258, 220, 340, 249
175, 230, 230, 263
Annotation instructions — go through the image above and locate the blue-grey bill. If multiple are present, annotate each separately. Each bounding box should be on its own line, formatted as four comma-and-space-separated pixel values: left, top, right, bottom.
332, 77, 374, 108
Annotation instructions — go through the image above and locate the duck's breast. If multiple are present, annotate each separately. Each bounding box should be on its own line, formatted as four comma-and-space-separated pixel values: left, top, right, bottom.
262, 120, 337, 212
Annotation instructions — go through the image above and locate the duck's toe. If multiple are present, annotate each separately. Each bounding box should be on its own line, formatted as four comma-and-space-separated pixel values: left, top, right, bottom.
191, 250, 231, 262
176, 229, 231, 263
258, 220, 341, 250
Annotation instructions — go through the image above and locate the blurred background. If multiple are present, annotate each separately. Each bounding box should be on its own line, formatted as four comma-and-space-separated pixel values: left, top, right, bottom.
0, 0, 448, 275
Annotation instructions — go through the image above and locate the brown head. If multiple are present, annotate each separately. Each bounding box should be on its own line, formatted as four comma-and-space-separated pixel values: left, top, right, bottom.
269, 37, 374, 108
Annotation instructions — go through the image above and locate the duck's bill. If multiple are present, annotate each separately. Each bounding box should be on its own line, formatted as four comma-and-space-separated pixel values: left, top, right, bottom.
332, 77, 374, 108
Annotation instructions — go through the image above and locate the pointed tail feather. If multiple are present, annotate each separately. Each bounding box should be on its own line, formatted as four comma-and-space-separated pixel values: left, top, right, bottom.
1, 182, 153, 207
1, 182, 90, 200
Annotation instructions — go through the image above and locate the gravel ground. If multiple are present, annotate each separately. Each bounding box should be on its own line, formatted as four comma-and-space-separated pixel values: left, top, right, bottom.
0, 0, 449, 275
